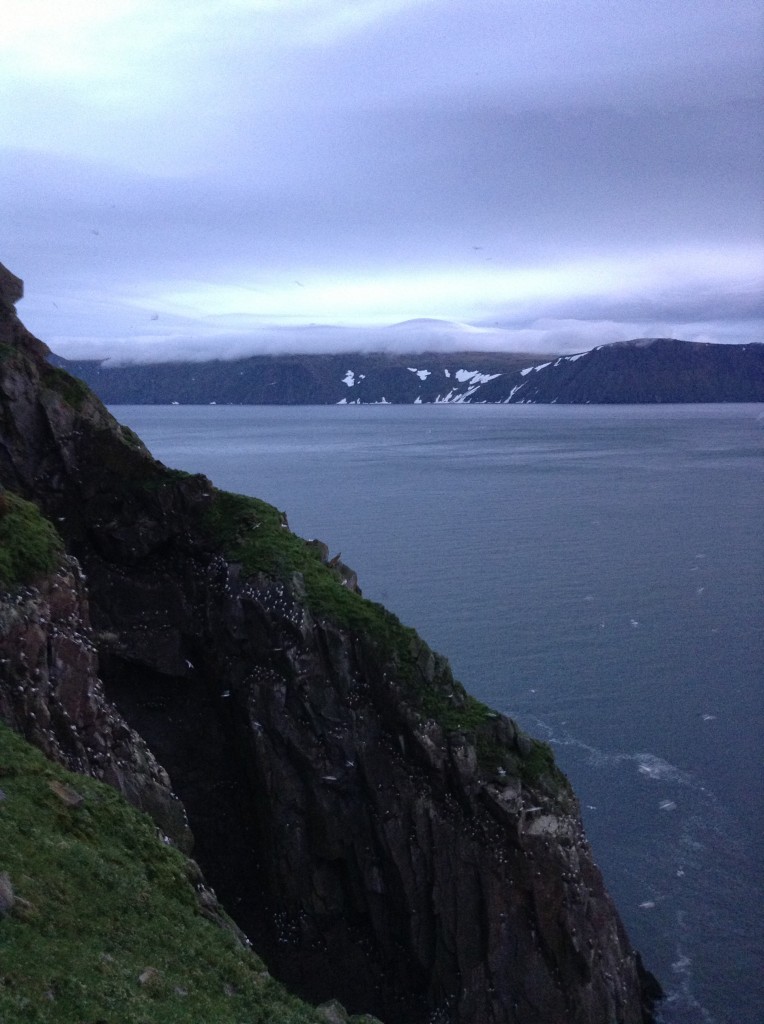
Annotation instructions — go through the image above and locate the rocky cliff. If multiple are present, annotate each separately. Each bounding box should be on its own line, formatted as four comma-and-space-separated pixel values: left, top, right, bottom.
0, 266, 660, 1023
0, 547, 190, 850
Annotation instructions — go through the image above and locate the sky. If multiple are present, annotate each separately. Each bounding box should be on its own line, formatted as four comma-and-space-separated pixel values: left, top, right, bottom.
2, 0, 763, 361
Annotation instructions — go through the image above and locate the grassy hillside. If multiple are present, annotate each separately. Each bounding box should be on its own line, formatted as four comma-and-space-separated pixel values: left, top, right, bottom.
0, 722, 325, 1024
0, 491, 63, 589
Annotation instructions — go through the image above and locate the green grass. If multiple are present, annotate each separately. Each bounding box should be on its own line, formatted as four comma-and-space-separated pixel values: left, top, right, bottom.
203, 489, 567, 791
204, 489, 416, 647
0, 722, 323, 1024
118, 423, 150, 452
517, 739, 566, 789
0, 492, 64, 589
41, 365, 91, 411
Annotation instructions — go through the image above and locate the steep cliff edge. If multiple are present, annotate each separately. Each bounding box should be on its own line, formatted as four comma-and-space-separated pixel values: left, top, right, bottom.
0, 266, 660, 1023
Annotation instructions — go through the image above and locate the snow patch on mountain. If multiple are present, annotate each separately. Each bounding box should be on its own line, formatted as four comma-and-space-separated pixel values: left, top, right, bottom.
455, 369, 501, 384
520, 361, 552, 376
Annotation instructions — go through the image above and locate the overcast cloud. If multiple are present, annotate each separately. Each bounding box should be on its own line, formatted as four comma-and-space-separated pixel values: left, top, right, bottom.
2, 0, 762, 360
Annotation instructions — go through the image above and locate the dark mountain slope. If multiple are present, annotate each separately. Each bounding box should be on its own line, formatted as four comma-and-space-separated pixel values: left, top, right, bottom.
51, 350, 542, 404
478, 338, 764, 404
54, 338, 763, 405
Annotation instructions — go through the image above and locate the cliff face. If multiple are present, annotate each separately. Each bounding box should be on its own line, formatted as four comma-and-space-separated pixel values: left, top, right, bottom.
0, 555, 190, 850
0, 271, 659, 1023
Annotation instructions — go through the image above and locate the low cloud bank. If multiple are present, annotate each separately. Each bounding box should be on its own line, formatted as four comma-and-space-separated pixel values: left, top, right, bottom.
48, 315, 762, 366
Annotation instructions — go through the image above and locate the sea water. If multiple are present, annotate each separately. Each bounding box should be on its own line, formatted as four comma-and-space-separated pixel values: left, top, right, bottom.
113, 403, 764, 1024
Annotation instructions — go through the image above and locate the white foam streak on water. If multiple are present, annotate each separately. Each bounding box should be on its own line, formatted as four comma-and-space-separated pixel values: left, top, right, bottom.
525, 726, 694, 786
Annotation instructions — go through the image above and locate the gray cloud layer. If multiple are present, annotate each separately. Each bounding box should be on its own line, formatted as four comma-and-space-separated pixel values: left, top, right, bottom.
2, 0, 762, 359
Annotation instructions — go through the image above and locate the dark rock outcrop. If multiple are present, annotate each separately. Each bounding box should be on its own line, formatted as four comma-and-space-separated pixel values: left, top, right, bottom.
0, 555, 191, 849
0, 267, 660, 1023
0, 262, 23, 308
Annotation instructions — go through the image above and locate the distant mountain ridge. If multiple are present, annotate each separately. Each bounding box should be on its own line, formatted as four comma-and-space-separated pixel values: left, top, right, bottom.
53, 338, 764, 405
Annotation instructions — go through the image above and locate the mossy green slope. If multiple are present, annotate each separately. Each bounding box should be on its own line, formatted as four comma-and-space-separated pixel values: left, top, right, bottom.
204, 488, 565, 791
0, 491, 63, 590
205, 489, 418, 642
0, 722, 322, 1024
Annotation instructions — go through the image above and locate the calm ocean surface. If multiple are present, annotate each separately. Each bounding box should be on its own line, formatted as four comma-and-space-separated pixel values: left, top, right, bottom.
114, 403, 763, 1024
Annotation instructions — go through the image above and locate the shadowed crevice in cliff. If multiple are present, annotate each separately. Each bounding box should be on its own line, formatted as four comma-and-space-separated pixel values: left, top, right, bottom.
98, 654, 265, 924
